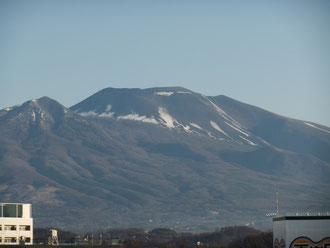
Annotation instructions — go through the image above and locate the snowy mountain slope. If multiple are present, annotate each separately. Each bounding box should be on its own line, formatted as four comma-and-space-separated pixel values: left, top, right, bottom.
210, 95, 330, 162
70, 87, 260, 147
0, 88, 329, 232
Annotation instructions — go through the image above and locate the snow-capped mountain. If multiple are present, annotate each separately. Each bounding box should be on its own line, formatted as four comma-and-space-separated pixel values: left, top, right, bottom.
0, 87, 329, 232
71, 87, 330, 161
71, 87, 261, 146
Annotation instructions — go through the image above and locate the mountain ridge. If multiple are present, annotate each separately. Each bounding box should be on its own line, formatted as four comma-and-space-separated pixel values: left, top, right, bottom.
0, 87, 329, 232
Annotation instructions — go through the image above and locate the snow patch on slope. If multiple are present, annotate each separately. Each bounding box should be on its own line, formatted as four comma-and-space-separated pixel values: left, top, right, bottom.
202, 96, 230, 122
99, 112, 114, 118
304, 122, 330, 134
183, 125, 191, 131
117, 113, 158, 124
177, 91, 192, 94
39, 111, 47, 128
158, 107, 176, 128
225, 121, 249, 137
79, 110, 98, 117
77, 105, 115, 118
105, 105, 112, 112
3, 104, 22, 113
210, 120, 230, 138
190, 123, 203, 130
239, 135, 257, 146
116, 107, 191, 131
31, 111, 36, 122
207, 131, 216, 138
177, 123, 191, 132
202, 95, 246, 129
154, 92, 174, 96
99, 105, 115, 118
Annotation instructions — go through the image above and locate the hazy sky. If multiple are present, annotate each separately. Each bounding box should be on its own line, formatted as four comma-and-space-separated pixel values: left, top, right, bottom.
1, 0, 329, 126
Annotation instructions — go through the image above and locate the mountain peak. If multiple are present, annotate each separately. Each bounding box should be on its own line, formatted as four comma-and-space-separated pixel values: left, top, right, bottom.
0, 96, 72, 130
145, 86, 192, 92
70, 86, 196, 119
86, 86, 194, 99
34, 96, 67, 111
69, 87, 262, 146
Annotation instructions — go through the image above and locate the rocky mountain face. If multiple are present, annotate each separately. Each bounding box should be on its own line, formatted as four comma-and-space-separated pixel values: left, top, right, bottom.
0, 87, 329, 232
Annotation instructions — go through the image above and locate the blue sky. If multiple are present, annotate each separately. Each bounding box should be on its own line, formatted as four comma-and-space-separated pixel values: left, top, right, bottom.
1, 0, 329, 126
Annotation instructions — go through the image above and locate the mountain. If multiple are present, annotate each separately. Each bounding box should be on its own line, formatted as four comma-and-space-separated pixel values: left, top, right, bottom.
70, 87, 261, 146
0, 87, 329, 232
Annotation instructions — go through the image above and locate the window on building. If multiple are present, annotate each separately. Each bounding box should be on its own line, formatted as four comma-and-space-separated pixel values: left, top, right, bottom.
18, 204, 23, 217
19, 225, 30, 231
25, 237, 31, 243
0, 225, 2, 231
4, 225, 16, 231
3, 204, 17, 217
4, 237, 16, 243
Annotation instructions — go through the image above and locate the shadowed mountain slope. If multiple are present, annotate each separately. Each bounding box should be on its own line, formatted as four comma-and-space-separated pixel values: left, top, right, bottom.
210, 95, 330, 162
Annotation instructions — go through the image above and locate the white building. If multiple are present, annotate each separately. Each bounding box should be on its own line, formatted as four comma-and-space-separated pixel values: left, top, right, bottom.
273, 215, 330, 248
0, 203, 33, 245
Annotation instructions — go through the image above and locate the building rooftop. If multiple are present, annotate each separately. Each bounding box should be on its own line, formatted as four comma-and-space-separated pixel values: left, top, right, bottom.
0, 203, 32, 218
273, 213, 330, 222
0, 203, 31, 205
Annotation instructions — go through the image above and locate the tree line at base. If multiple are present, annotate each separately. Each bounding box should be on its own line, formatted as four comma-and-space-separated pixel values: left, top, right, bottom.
33, 226, 272, 248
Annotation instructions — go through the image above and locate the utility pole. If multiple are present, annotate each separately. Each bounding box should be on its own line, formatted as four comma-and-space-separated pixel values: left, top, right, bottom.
276, 191, 279, 215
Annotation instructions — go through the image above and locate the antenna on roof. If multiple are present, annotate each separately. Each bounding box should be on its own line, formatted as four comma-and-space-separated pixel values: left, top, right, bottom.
276, 191, 279, 215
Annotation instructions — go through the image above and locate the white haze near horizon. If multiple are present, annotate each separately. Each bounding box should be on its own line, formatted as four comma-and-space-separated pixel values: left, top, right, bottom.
0, 0, 329, 126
